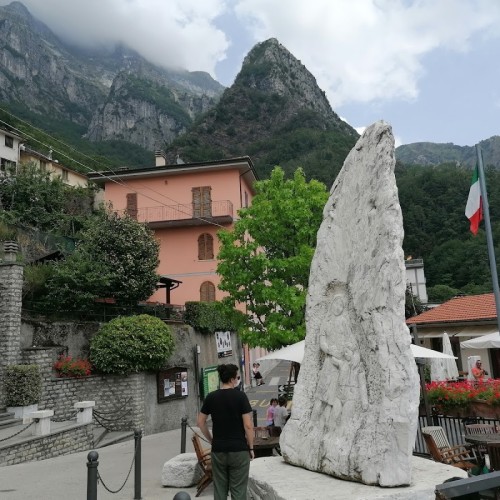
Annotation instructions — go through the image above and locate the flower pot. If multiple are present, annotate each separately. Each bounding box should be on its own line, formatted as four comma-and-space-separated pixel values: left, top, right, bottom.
470, 400, 500, 419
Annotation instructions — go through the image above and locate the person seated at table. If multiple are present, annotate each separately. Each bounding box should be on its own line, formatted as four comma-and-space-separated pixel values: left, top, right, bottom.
472, 360, 488, 382
272, 397, 289, 436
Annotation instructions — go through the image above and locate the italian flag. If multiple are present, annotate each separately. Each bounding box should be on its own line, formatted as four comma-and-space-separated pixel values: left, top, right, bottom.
465, 165, 483, 235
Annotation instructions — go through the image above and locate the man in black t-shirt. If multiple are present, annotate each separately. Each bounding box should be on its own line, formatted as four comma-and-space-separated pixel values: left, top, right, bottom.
197, 364, 254, 500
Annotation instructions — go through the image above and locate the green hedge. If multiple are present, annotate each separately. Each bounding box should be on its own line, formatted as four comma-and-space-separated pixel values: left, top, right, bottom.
90, 314, 175, 375
184, 301, 239, 334
4, 365, 42, 406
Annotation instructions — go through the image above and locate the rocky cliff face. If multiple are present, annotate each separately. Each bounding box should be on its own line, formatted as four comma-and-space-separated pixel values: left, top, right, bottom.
0, 1, 224, 149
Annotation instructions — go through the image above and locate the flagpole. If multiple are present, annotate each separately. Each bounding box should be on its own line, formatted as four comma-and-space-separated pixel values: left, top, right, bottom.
476, 144, 500, 333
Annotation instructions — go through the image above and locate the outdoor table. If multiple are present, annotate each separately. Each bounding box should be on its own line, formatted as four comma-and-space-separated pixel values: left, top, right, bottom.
464, 434, 500, 446
253, 436, 280, 458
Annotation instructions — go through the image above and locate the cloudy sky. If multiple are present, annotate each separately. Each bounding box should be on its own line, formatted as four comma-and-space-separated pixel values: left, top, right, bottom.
12, 0, 500, 146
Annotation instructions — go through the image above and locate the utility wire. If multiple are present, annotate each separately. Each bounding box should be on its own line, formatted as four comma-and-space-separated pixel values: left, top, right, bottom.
0, 110, 228, 228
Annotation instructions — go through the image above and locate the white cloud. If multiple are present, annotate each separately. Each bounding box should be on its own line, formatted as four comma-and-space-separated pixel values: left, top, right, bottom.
233, 0, 500, 106
19, 0, 230, 75
13, 0, 500, 112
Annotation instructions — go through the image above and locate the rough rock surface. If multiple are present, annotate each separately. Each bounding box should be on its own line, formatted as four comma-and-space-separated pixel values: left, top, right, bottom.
247, 456, 467, 500
280, 121, 420, 486
161, 452, 201, 487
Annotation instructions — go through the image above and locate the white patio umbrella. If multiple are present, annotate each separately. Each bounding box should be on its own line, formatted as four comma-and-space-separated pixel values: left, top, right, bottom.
460, 332, 500, 349
430, 332, 459, 381
256, 340, 455, 365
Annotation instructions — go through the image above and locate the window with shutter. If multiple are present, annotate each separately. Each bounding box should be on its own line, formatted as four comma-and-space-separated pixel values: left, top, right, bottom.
192, 186, 212, 218
200, 281, 216, 302
198, 233, 214, 260
126, 193, 138, 219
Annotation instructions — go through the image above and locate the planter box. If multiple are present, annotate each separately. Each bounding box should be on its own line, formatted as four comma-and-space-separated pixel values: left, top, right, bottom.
7, 404, 38, 419
470, 401, 500, 419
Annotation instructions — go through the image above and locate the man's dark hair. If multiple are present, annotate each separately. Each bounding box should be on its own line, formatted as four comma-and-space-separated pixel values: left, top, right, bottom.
278, 397, 287, 406
217, 363, 239, 383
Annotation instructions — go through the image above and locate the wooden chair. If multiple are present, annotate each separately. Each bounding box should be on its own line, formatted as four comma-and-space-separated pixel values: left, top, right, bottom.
421, 426, 476, 471
192, 434, 212, 497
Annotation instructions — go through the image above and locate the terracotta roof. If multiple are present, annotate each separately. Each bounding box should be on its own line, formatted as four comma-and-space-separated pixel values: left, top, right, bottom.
407, 293, 496, 325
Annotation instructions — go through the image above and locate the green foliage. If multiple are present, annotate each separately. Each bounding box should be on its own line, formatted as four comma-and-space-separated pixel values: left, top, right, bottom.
405, 285, 426, 318
184, 301, 241, 334
4, 365, 42, 406
22, 263, 54, 300
90, 315, 175, 374
41, 210, 160, 311
397, 163, 500, 293
0, 162, 94, 236
217, 167, 328, 349
427, 284, 460, 303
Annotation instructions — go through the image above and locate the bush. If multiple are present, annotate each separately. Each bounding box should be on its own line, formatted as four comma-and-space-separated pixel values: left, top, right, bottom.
53, 355, 92, 378
4, 365, 42, 406
90, 315, 175, 374
184, 301, 239, 334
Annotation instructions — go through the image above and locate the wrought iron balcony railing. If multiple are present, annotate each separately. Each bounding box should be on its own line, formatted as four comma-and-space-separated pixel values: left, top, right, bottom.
120, 200, 234, 227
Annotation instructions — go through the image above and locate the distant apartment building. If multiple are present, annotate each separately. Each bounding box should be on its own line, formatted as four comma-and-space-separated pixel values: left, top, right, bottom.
20, 147, 89, 188
405, 257, 428, 304
0, 127, 23, 173
88, 152, 258, 306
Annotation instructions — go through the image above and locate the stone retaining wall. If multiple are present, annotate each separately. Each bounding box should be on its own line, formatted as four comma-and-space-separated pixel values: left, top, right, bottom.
0, 423, 93, 467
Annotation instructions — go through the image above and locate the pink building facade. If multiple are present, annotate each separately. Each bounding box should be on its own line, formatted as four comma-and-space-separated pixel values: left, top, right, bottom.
88, 154, 257, 306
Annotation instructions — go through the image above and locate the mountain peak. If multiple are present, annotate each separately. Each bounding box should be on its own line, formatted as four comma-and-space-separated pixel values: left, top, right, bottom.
3, 1, 31, 18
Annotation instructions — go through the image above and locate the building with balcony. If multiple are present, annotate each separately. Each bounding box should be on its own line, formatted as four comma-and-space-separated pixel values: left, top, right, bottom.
87, 153, 258, 306
0, 127, 23, 174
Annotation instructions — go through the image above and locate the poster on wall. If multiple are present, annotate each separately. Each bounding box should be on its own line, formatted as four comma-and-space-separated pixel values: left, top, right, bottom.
201, 365, 219, 398
215, 331, 232, 358
157, 367, 188, 403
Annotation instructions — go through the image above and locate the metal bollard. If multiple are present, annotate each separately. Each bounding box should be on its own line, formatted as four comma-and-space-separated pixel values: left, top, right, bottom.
252, 409, 257, 427
134, 429, 142, 500
181, 416, 187, 453
86, 450, 99, 500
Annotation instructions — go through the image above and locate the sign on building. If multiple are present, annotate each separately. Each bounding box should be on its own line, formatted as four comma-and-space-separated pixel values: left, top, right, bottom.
215, 331, 232, 358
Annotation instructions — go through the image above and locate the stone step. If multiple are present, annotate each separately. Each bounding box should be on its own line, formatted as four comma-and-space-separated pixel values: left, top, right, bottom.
0, 418, 20, 429
0, 411, 15, 422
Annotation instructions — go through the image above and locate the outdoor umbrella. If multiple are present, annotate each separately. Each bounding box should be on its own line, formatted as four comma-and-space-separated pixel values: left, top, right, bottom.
430, 332, 459, 381
256, 340, 455, 365
460, 332, 500, 349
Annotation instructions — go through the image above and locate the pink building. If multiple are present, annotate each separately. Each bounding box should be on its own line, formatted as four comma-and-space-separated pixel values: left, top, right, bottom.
88, 153, 258, 306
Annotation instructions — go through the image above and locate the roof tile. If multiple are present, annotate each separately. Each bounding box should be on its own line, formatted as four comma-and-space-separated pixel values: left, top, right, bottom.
407, 293, 496, 325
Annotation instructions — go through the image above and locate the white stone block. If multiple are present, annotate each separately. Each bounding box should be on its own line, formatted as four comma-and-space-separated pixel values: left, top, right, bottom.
161, 453, 202, 487
30, 410, 54, 436
7, 404, 38, 419
75, 401, 95, 424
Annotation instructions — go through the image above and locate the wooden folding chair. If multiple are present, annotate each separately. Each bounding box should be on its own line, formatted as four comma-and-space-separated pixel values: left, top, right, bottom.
421, 426, 476, 471
192, 434, 212, 497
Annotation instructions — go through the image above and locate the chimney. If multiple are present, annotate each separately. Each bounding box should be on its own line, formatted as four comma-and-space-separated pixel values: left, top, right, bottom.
155, 150, 167, 167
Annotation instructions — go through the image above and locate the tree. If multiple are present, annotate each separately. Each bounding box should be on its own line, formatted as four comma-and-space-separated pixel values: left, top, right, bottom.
217, 167, 329, 349
43, 210, 159, 311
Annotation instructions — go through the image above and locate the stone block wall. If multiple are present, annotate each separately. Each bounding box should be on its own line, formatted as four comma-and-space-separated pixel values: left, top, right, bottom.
0, 423, 93, 466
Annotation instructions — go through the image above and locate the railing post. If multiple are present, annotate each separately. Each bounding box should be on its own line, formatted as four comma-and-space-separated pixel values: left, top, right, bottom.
134, 429, 142, 500
252, 409, 257, 428
181, 417, 187, 453
86, 451, 99, 500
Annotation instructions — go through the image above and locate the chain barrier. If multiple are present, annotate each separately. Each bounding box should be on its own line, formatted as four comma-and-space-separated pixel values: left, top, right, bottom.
0, 421, 34, 442
92, 398, 132, 416
94, 407, 132, 422
96, 433, 140, 494
93, 413, 116, 432
186, 420, 210, 444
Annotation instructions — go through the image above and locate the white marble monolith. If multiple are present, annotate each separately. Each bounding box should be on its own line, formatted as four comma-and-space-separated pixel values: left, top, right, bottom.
280, 121, 420, 487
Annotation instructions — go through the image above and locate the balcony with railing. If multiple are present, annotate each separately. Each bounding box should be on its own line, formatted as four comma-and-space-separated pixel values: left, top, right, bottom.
122, 200, 234, 228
